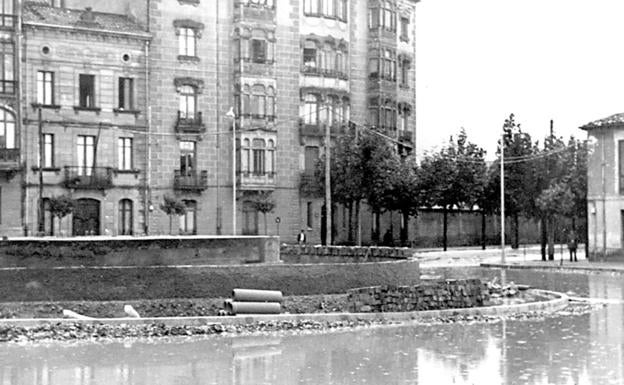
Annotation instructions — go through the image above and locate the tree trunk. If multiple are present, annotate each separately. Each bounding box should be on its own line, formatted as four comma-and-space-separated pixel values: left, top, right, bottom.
540, 216, 547, 261
348, 202, 354, 244
481, 210, 486, 250
356, 200, 362, 246
513, 213, 519, 249
547, 217, 555, 261
400, 210, 409, 246
443, 207, 448, 251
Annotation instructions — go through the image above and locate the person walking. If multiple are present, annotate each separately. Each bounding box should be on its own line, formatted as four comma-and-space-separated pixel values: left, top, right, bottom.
567, 230, 578, 262
297, 229, 306, 246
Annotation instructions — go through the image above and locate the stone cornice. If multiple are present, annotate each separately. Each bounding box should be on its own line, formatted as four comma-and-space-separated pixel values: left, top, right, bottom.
23, 22, 151, 41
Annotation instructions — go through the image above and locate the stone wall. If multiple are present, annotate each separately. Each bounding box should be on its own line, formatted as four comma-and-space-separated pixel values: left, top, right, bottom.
281, 245, 413, 263
347, 279, 490, 313
0, 236, 280, 268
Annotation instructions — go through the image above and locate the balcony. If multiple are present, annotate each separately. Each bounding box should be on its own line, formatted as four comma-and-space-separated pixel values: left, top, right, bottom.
238, 171, 276, 191
175, 111, 205, 134
299, 121, 352, 138
64, 167, 113, 190
0, 80, 16, 95
0, 148, 20, 172
174, 170, 208, 191
399, 130, 413, 143
234, 2, 275, 22
302, 66, 348, 81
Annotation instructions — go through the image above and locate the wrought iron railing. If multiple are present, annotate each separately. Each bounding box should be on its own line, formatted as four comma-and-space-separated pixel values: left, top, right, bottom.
64, 166, 113, 190
174, 170, 208, 191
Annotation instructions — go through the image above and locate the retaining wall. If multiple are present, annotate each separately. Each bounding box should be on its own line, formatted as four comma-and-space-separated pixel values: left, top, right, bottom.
0, 236, 280, 267
0, 261, 420, 302
281, 245, 414, 264
347, 279, 489, 313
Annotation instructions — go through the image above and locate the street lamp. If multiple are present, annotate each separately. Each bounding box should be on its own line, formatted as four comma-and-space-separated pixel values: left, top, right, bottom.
226, 107, 236, 235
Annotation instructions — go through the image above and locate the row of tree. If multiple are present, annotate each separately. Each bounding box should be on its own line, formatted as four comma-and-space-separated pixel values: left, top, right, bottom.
315, 114, 587, 260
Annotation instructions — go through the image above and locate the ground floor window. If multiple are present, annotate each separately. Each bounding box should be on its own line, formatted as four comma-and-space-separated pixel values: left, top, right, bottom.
119, 199, 133, 235
179, 200, 197, 235
243, 202, 259, 235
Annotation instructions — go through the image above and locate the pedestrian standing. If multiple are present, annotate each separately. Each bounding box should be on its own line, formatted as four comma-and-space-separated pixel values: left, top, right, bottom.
298, 229, 306, 246
567, 230, 578, 262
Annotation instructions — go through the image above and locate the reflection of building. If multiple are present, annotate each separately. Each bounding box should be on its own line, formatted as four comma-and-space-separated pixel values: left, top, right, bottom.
581, 113, 624, 259
0, 0, 418, 242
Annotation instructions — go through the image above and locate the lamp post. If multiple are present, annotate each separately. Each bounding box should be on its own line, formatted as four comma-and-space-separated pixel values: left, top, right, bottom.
226, 107, 236, 235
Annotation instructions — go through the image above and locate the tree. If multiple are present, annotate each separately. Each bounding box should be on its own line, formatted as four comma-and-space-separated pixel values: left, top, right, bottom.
47, 195, 74, 235
419, 128, 487, 250
246, 191, 276, 235
385, 154, 421, 245
160, 195, 186, 235
536, 182, 574, 260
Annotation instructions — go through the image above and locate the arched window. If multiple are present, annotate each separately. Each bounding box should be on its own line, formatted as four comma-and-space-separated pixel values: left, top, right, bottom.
267, 139, 275, 175
267, 86, 276, 119
252, 138, 266, 175
251, 84, 266, 117
179, 200, 197, 235
178, 85, 197, 120
242, 138, 251, 173
303, 94, 319, 125
118, 199, 133, 235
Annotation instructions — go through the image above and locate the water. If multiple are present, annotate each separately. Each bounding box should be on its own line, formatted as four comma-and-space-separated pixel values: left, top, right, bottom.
1, 268, 623, 385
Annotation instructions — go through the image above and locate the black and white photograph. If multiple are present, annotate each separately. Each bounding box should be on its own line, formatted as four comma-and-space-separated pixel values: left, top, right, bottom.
0, 0, 623, 384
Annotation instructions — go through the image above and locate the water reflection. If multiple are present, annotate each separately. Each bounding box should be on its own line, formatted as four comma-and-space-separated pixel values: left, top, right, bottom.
1, 269, 624, 385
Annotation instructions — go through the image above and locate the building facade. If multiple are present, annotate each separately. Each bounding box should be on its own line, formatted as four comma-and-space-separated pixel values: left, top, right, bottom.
581, 113, 624, 260
2, 0, 418, 243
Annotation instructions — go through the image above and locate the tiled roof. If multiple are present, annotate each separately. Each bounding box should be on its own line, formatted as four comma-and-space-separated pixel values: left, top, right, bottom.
580, 113, 624, 130
23, 2, 147, 35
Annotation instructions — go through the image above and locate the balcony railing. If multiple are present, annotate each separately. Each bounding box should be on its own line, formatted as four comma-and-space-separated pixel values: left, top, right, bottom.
64, 167, 114, 190
399, 130, 413, 143
174, 170, 208, 191
238, 171, 276, 190
0, 148, 19, 163
0, 80, 16, 95
175, 111, 205, 133
299, 121, 353, 137
302, 66, 349, 80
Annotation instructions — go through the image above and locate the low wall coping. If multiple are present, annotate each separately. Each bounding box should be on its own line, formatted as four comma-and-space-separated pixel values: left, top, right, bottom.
0, 289, 568, 328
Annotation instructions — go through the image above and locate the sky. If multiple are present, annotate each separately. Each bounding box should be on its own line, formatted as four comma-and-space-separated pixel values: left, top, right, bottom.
414, 0, 624, 159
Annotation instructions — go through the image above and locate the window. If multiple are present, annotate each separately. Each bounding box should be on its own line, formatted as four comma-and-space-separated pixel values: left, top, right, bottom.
118, 77, 134, 110
400, 17, 409, 41
303, 94, 319, 125
369, 2, 395, 31
240, 138, 250, 173
243, 201, 259, 235
400, 59, 410, 87
48, 0, 64, 7
78, 74, 95, 108
304, 146, 319, 173
252, 139, 265, 175
43, 133, 54, 168
619, 140, 624, 194
118, 137, 133, 170
267, 139, 275, 175
37, 71, 54, 105
180, 141, 195, 176
251, 39, 267, 63
303, 47, 317, 69
304, 0, 319, 15
42, 198, 54, 235
307, 202, 314, 228
179, 200, 197, 235
251, 85, 266, 117
119, 199, 133, 235
179, 85, 197, 120
77, 135, 95, 176
399, 109, 408, 132
267, 87, 275, 118
179, 27, 196, 57
369, 49, 396, 81
238, 83, 276, 119
246, 0, 275, 7
0, 41, 14, 94
0, 108, 14, 149
324, 0, 335, 17
337, 0, 347, 20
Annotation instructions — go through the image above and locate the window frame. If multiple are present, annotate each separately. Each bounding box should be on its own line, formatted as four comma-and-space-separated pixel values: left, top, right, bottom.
118, 77, 134, 110
117, 137, 133, 171
118, 199, 133, 236
43, 133, 54, 168
0, 108, 15, 149
178, 27, 197, 57
179, 200, 197, 235
78, 74, 96, 108
37, 70, 54, 106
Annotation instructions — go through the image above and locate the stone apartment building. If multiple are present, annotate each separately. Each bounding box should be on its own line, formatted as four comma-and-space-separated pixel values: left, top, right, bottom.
0, 0, 418, 243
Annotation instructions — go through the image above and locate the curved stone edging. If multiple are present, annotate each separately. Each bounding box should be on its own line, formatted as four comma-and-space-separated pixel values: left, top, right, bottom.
0, 289, 568, 329
481, 263, 624, 274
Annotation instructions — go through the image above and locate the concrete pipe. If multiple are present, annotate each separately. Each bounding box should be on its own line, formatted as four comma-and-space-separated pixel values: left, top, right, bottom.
230, 301, 281, 315
233, 288, 283, 303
